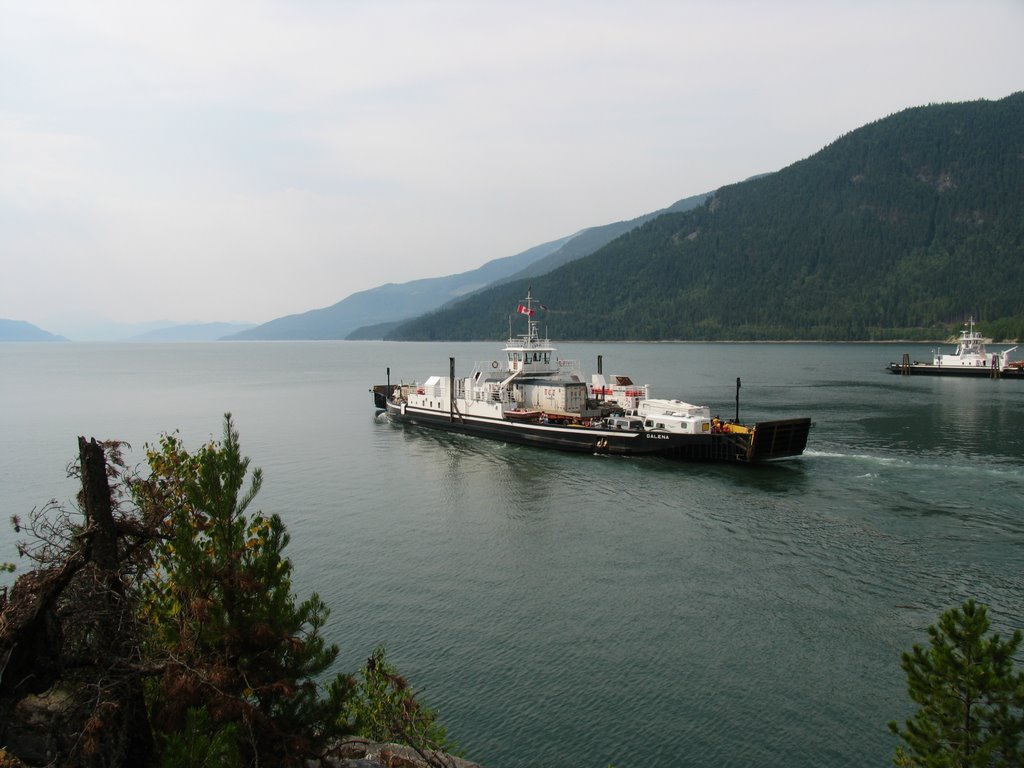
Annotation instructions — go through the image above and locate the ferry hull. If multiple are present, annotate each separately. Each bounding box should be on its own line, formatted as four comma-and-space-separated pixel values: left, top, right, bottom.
380, 397, 810, 463
886, 363, 1024, 378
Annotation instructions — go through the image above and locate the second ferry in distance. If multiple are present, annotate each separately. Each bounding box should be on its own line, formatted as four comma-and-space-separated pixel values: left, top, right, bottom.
887, 317, 1023, 378
371, 293, 811, 464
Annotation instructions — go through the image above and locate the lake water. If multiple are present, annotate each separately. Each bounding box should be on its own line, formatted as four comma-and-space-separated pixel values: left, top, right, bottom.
1, 341, 1022, 767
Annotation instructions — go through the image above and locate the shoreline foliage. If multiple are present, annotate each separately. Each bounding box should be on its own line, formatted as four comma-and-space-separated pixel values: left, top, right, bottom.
0, 415, 458, 768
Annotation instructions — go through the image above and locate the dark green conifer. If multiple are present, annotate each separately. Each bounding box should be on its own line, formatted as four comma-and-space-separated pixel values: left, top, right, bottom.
138, 414, 355, 765
889, 599, 1024, 767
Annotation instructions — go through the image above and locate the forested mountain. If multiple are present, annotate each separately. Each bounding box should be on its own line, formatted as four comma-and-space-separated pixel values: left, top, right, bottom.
387, 93, 1024, 342
494, 190, 712, 286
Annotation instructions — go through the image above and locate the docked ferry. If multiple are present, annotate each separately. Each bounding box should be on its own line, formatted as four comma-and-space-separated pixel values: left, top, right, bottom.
370, 294, 811, 463
887, 318, 1022, 378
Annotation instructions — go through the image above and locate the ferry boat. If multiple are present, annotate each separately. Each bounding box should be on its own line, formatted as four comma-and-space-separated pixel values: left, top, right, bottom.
370, 294, 811, 463
887, 318, 1022, 378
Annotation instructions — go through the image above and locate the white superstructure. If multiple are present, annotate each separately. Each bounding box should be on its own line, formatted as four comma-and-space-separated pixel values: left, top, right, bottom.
395, 291, 606, 422
933, 317, 1017, 369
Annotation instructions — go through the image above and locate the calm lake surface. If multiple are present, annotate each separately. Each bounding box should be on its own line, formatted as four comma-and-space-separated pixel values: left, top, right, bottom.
2, 341, 1022, 767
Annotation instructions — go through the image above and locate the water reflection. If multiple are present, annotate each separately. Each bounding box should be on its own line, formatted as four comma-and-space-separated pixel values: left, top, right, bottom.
383, 417, 813, 507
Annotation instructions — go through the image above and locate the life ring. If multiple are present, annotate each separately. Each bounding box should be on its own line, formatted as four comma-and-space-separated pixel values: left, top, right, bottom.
491, 361, 499, 369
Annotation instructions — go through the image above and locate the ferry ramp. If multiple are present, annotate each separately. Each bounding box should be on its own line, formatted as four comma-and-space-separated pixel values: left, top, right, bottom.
750, 418, 813, 461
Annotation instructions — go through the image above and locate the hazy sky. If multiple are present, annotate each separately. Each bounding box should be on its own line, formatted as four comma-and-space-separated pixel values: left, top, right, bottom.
3, 1, 1023, 333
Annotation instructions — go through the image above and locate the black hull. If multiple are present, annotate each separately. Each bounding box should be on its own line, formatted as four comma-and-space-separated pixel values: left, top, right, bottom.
887, 363, 1024, 379
379, 398, 810, 463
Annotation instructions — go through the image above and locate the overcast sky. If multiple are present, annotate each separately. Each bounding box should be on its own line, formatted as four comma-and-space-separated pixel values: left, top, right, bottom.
2, 0, 1023, 333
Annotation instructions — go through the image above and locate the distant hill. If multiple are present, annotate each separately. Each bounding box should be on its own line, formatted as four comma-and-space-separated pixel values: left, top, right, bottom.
225, 237, 573, 341
345, 320, 405, 341
387, 93, 1024, 342
125, 322, 256, 342
231, 191, 713, 341
35, 318, 196, 342
0, 319, 67, 342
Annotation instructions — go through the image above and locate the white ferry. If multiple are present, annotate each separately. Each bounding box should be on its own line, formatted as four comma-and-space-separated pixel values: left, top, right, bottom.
888, 317, 1022, 378
371, 294, 811, 463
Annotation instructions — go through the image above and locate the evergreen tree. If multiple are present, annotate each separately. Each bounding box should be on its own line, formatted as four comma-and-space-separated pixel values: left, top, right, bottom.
136, 414, 355, 765
1, 417, 459, 766
889, 600, 1024, 767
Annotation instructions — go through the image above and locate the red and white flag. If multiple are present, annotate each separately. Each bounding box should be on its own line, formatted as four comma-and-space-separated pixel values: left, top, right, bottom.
517, 304, 534, 317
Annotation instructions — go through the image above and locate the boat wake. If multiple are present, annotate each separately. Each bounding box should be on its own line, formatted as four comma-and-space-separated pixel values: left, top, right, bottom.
803, 449, 905, 465
803, 449, 1024, 482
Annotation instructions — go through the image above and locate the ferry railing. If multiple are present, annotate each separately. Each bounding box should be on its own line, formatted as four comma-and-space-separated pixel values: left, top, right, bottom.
468, 386, 516, 404
465, 358, 585, 390
472, 361, 508, 377
554, 359, 582, 376
471, 359, 583, 378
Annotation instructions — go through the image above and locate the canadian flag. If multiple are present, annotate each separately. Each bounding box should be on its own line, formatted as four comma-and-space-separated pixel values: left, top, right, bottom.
517, 304, 534, 317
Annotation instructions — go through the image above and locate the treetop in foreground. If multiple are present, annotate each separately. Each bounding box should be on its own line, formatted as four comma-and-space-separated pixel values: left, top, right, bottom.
890, 599, 1024, 767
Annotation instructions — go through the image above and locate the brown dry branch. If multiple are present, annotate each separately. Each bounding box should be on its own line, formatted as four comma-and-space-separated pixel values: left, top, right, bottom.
0, 438, 160, 767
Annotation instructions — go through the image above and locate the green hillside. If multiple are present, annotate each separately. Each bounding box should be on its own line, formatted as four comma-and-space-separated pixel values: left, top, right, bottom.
387, 93, 1024, 342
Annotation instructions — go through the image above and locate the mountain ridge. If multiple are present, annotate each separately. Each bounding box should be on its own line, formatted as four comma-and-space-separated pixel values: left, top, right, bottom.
222, 236, 573, 340
0, 319, 68, 342
385, 93, 1024, 342
228, 192, 712, 341
127, 322, 256, 342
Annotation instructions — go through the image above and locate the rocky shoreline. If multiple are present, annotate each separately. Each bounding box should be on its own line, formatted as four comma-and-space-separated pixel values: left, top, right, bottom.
308, 738, 482, 768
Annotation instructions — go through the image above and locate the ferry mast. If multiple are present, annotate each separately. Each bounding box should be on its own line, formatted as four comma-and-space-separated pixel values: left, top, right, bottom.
511, 289, 546, 348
